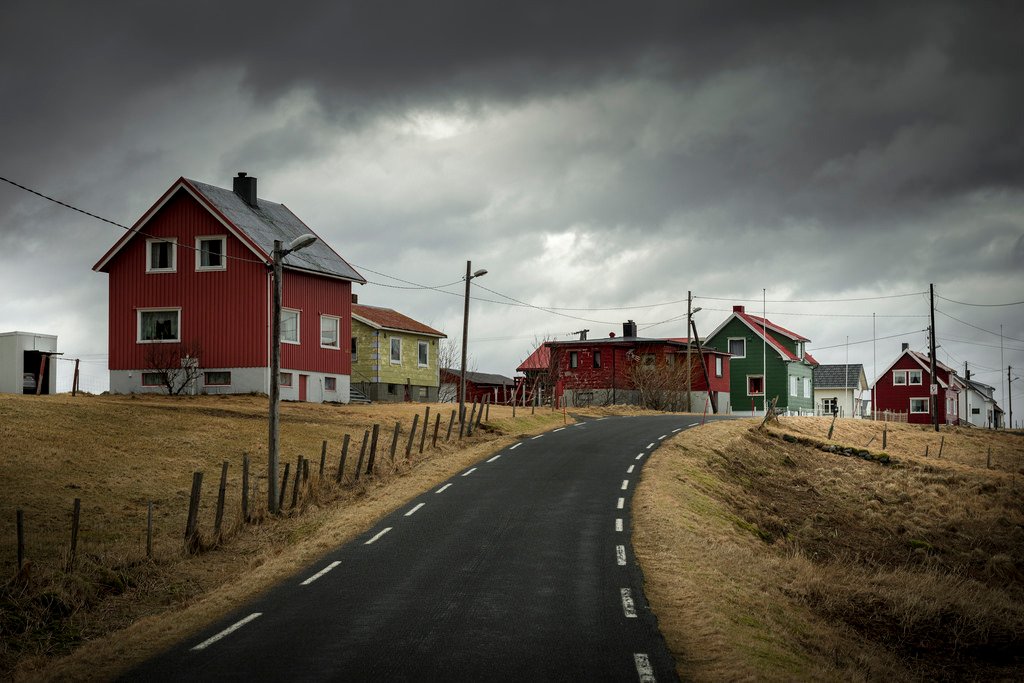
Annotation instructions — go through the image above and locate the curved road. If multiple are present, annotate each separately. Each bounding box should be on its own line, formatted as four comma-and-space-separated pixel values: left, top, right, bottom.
127, 414, 731, 682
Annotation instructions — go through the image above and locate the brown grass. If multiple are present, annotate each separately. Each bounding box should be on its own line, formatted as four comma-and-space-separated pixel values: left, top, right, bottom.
634, 418, 1024, 682
0, 393, 566, 681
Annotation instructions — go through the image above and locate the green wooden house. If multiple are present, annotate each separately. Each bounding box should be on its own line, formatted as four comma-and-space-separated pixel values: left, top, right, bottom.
350, 304, 446, 403
704, 305, 818, 415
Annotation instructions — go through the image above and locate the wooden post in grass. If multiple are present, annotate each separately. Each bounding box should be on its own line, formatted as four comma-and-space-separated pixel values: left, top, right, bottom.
447, 410, 456, 441
242, 454, 250, 522
924, 445, 929, 458
279, 464, 290, 510
336, 434, 351, 483
467, 401, 477, 437
406, 414, 419, 459
366, 424, 380, 475
883, 422, 888, 450
291, 456, 303, 509
214, 461, 229, 539
458, 407, 466, 440
146, 501, 153, 559
67, 498, 81, 572
827, 412, 837, 440
987, 447, 991, 469
72, 359, 80, 397
432, 412, 441, 449
185, 471, 203, 551
303, 458, 310, 484
938, 436, 945, 459
419, 407, 429, 454
476, 400, 484, 430
485, 397, 490, 421
16, 509, 24, 571
389, 421, 401, 461
355, 430, 369, 481
319, 440, 327, 479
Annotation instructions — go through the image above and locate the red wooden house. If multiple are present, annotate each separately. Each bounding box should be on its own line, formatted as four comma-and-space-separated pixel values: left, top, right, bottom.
439, 368, 516, 404
873, 344, 960, 424
93, 173, 365, 402
521, 321, 731, 411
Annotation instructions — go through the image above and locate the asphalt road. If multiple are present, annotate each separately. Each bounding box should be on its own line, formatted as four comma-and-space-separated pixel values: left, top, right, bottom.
126, 414, 732, 682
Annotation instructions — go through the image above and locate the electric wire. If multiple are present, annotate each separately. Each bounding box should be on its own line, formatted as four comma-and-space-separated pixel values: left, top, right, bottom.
936, 294, 1024, 307
935, 308, 1024, 343
806, 329, 927, 352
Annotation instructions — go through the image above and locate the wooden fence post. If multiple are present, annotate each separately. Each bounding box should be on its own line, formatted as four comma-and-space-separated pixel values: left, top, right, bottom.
882, 422, 888, 450
485, 398, 490, 421
406, 414, 419, 458
336, 434, 351, 483
16, 509, 24, 572
366, 424, 380, 475
279, 463, 290, 510
389, 422, 401, 461
987, 447, 991, 469
419, 407, 429, 454
185, 471, 203, 551
355, 430, 369, 481
447, 410, 456, 441
432, 412, 441, 449
924, 445, 929, 458
303, 458, 310, 484
938, 436, 945, 459
476, 400, 484, 429
146, 501, 153, 559
242, 454, 250, 522
67, 497, 81, 572
827, 412, 837, 440
291, 456, 303, 509
214, 461, 229, 539
467, 401, 477, 437
72, 359, 80, 397
319, 440, 328, 480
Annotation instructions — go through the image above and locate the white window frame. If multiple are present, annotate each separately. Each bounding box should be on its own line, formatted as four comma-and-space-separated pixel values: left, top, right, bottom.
822, 397, 838, 414
195, 235, 227, 271
324, 376, 337, 392
593, 350, 602, 369
569, 351, 579, 368
803, 377, 811, 398
908, 369, 923, 385
892, 370, 908, 386
390, 337, 402, 364
747, 374, 765, 396
146, 238, 177, 273
320, 315, 340, 349
727, 337, 746, 359
790, 376, 798, 396
417, 340, 429, 368
137, 308, 181, 343
715, 356, 723, 377
281, 308, 300, 345
141, 372, 166, 387
910, 397, 929, 414
204, 371, 231, 387
280, 372, 293, 388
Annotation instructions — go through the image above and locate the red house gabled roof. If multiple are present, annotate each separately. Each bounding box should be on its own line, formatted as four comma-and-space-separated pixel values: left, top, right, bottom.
874, 347, 955, 389
352, 304, 445, 337
92, 176, 366, 283
518, 344, 551, 372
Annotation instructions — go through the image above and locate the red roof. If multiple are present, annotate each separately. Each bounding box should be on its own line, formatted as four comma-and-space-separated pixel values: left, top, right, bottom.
739, 311, 810, 343
517, 344, 551, 372
352, 304, 445, 337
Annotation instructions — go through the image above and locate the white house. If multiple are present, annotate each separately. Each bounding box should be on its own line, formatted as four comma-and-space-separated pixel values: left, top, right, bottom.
955, 373, 999, 429
0, 331, 59, 395
813, 363, 869, 417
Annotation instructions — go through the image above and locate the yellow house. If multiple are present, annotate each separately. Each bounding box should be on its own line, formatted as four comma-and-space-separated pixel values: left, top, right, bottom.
350, 304, 446, 402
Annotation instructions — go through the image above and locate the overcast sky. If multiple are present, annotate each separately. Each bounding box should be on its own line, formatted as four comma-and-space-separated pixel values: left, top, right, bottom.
1, 1, 1022, 410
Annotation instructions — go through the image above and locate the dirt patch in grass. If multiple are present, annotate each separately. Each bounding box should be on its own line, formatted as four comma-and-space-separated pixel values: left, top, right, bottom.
633, 419, 1024, 682
0, 394, 566, 681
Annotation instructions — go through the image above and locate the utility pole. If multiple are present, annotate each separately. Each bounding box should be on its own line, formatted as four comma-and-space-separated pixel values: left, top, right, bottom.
929, 283, 939, 432
268, 240, 284, 513
460, 261, 471, 426
1010, 365, 1014, 430
685, 290, 692, 412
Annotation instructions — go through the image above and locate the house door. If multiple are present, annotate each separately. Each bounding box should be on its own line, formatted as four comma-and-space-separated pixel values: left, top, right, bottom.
298, 374, 308, 402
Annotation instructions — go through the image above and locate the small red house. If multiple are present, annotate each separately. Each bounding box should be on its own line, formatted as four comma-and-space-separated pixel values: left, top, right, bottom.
93, 173, 365, 402
873, 344, 960, 424
439, 369, 516, 404
522, 321, 731, 411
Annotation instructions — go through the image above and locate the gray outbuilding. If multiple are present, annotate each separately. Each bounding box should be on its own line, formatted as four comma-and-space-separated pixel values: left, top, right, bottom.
0, 331, 59, 395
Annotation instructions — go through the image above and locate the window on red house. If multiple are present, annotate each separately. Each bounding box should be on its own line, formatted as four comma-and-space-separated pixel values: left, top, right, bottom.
570, 351, 578, 368
593, 350, 601, 368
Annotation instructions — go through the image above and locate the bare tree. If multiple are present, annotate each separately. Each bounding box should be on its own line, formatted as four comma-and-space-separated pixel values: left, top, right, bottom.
437, 335, 477, 403
143, 340, 203, 395
625, 350, 693, 410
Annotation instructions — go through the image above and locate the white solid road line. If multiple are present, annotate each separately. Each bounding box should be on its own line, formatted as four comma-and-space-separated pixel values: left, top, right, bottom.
616, 545, 627, 565
531, 435, 544, 440
634, 653, 656, 682
646, 442, 654, 449
404, 503, 425, 517
621, 588, 638, 618
510, 442, 522, 450
192, 613, 262, 651
461, 467, 477, 476
486, 454, 502, 463
621, 479, 629, 490
554, 427, 565, 432
300, 561, 341, 586
627, 465, 635, 474
364, 527, 392, 545
688, 422, 699, 427
617, 497, 625, 509
616, 518, 623, 532
435, 483, 452, 494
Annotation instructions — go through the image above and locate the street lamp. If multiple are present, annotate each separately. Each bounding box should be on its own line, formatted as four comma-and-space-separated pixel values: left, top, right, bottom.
268, 234, 318, 514
460, 261, 487, 428
685, 290, 702, 412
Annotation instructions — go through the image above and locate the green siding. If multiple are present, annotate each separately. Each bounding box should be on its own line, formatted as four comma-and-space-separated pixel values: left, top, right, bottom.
706, 317, 815, 412
351, 320, 440, 389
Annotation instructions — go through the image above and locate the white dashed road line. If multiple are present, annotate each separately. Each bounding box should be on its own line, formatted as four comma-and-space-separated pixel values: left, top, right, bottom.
688, 422, 699, 427
621, 588, 638, 618
616, 545, 627, 566
672, 428, 682, 433
531, 435, 544, 440
486, 454, 502, 463
635, 453, 644, 460
634, 653, 656, 682
658, 434, 667, 440
300, 561, 341, 586
404, 503, 425, 517
646, 442, 654, 449
626, 465, 635, 474
364, 527, 392, 545
510, 442, 522, 450
554, 427, 565, 433
621, 480, 629, 490
615, 518, 623, 532
461, 468, 477, 477
192, 613, 262, 651
435, 484, 452, 494
617, 497, 625, 509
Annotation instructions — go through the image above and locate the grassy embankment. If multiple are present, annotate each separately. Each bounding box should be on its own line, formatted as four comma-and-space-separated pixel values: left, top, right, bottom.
0, 393, 568, 680
635, 416, 1024, 681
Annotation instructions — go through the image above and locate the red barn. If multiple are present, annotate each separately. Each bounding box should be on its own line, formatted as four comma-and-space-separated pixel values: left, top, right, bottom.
873, 344, 960, 424
523, 322, 731, 411
93, 173, 365, 402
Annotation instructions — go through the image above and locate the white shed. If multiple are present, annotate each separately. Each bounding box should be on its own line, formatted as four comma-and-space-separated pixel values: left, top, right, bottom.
0, 331, 59, 395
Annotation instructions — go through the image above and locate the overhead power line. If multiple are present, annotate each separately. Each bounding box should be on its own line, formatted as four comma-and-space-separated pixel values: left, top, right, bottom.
935, 293, 1024, 307
935, 308, 1024, 343
695, 291, 926, 304
807, 329, 927, 352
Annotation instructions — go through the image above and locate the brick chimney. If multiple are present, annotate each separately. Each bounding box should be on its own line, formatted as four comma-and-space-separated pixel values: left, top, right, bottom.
233, 172, 257, 207
623, 320, 638, 338
352, 293, 359, 304
901, 343, 909, 352
733, 305, 745, 313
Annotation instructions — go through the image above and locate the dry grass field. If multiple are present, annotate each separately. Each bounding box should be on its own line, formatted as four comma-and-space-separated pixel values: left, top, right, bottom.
0, 393, 567, 680
635, 417, 1024, 681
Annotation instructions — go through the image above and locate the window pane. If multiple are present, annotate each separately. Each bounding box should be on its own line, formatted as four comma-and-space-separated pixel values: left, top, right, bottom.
280, 372, 292, 387
728, 339, 745, 356
140, 310, 179, 341
200, 239, 223, 267
205, 371, 230, 385
391, 337, 401, 363
593, 350, 601, 368
142, 372, 166, 386
324, 376, 337, 391
321, 317, 339, 347
715, 357, 723, 377
281, 310, 299, 343
418, 341, 428, 366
